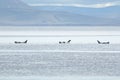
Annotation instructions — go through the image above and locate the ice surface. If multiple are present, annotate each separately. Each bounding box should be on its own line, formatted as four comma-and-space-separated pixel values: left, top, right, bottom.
0, 51, 120, 76
0, 27, 120, 80
0, 76, 120, 80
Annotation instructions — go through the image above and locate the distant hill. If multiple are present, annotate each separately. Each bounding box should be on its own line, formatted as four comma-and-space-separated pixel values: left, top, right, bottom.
0, 0, 119, 26
0, 0, 29, 8
33, 6, 120, 19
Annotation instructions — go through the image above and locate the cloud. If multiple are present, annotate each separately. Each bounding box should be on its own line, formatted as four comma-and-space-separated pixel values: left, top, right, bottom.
28, 1, 120, 8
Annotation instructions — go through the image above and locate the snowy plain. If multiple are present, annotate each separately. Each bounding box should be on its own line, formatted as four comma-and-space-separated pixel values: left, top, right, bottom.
0, 26, 120, 80
0, 26, 120, 44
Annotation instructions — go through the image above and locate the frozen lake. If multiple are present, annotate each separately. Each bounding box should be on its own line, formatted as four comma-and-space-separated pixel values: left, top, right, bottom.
0, 27, 120, 80
0, 51, 120, 76
0, 48, 120, 80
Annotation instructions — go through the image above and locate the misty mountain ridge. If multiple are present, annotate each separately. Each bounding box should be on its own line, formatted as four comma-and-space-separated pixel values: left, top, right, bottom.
33, 6, 120, 19
0, 0, 29, 9
0, 0, 120, 26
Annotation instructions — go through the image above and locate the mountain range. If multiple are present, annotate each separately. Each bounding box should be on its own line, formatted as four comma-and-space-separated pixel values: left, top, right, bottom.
0, 0, 120, 26
35, 6, 120, 19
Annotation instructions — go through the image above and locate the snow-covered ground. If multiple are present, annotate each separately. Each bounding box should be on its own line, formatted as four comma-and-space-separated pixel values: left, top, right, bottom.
0, 26, 120, 44
0, 26, 120, 36
0, 26, 120, 80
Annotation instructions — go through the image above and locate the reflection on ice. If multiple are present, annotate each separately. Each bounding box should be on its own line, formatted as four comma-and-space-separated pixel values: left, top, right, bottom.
0, 44, 120, 51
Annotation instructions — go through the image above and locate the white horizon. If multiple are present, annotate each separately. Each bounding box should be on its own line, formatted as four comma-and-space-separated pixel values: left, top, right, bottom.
28, 1, 120, 8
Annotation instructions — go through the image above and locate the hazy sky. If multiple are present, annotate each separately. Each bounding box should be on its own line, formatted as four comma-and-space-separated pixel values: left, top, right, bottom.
22, 0, 120, 8
22, 0, 120, 4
